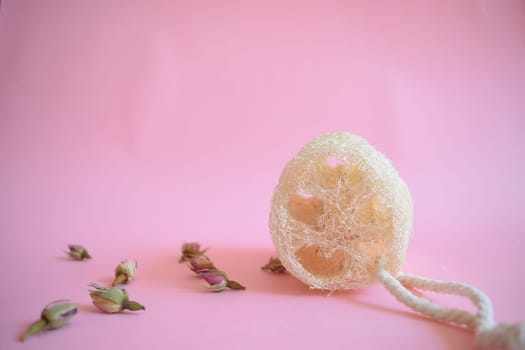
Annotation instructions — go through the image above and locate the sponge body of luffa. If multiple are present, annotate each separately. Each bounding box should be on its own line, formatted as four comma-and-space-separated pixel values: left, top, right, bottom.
269, 132, 413, 291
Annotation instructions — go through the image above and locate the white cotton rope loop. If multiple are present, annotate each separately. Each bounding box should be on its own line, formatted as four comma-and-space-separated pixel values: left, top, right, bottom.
376, 265, 525, 350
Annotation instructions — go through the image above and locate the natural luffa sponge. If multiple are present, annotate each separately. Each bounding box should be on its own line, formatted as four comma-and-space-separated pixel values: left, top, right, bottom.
269, 132, 413, 291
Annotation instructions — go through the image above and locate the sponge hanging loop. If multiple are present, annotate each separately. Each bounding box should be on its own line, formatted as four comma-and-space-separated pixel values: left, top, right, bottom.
376, 264, 525, 350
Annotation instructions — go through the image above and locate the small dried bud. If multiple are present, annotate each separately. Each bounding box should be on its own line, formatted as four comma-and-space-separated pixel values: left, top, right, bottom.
261, 257, 286, 273
112, 259, 137, 286
88, 283, 145, 313
66, 244, 91, 260
199, 270, 228, 292
199, 269, 246, 292
189, 256, 215, 273
21, 300, 78, 342
179, 242, 207, 263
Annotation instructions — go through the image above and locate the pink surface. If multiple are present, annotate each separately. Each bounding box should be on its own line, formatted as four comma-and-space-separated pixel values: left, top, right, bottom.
1, 1, 524, 349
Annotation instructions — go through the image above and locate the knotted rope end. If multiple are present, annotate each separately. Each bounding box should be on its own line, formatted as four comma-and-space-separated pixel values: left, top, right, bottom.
475, 322, 525, 350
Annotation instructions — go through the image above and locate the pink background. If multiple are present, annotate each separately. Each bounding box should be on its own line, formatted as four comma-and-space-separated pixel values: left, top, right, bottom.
1, 1, 524, 349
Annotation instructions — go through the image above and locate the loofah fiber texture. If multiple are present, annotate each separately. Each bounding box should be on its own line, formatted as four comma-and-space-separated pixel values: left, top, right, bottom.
269, 131, 413, 291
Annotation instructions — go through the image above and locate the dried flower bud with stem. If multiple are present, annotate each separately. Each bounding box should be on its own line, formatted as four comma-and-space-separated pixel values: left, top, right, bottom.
112, 259, 137, 286
21, 300, 78, 342
198, 268, 246, 292
188, 255, 215, 273
179, 242, 207, 263
66, 244, 91, 260
199, 270, 228, 292
88, 283, 145, 313
261, 257, 287, 274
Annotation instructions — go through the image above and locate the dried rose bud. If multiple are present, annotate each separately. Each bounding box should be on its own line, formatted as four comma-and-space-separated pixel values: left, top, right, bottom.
21, 300, 78, 342
179, 242, 207, 263
199, 269, 246, 292
261, 257, 286, 273
189, 256, 215, 273
199, 270, 228, 292
66, 244, 91, 260
112, 259, 137, 286
88, 283, 145, 313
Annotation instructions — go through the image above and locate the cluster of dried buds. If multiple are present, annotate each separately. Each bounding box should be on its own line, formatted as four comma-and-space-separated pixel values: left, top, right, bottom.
22, 243, 287, 342
90, 259, 144, 313
21, 246, 146, 342
180, 243, 245, 292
